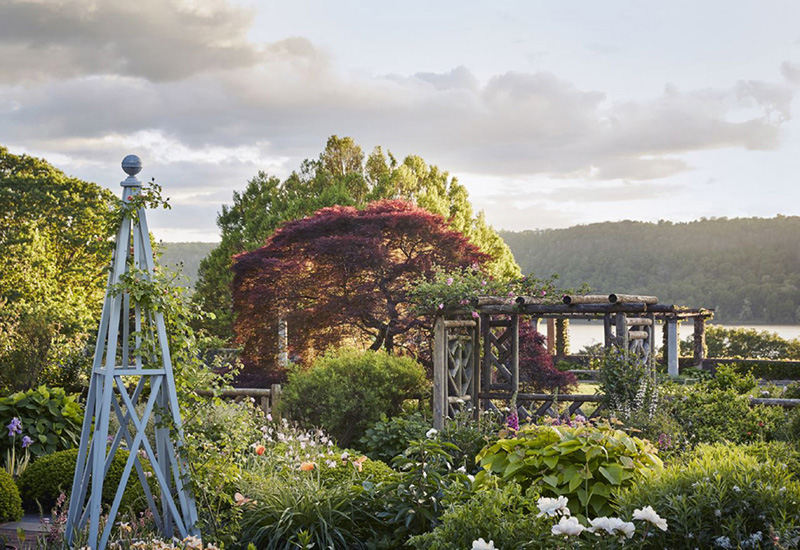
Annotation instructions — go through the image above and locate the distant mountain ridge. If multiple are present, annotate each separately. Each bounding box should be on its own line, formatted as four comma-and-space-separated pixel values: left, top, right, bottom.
500, 216, 800, 324
158, 242, 216, 288
162, 216, 800, 324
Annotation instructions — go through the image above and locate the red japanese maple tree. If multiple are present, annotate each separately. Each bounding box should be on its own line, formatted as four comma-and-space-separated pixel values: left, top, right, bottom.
232, 200, 488, 375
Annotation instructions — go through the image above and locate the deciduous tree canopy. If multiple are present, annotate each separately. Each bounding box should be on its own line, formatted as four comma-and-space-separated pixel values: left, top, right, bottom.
195, 136, 520, 340
232, 200, 488, 376
0, 146, 116, 389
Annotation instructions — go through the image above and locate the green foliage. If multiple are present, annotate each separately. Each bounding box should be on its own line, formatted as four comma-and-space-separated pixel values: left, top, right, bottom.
668, 385, 787, 444
616, 443, 800, 549
475, 422, 663, 518
16, 448, 152, 513
706, 363, 757, 393
500, 216, 800, 324
0, 146, 117, 391
357, 412, 430, 464
407, 266, 576, 314
317, 456, 396, 487
439, 408, 502, 474
194, 136, 520, 341
408, 482, 544, 550
238, 473, 377, 550
0, 468, 22, 522
376, 437, 472, 545
0, 386, 82, 457
281, 349, 427, 447
596, 348, 658, 420
681, 325, 800, 360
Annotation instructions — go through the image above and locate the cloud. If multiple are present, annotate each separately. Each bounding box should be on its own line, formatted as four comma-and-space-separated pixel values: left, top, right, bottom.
782, 61, 800, 85
0, 0, 795, 238
0, 0, 261, 83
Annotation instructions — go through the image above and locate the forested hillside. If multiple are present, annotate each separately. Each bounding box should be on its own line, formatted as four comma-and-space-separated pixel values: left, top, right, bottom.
500, 216, 800, 324
159, 242, 215, 287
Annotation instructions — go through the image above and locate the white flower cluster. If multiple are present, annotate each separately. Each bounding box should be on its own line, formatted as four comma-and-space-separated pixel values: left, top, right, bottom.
469, 498, 671, 544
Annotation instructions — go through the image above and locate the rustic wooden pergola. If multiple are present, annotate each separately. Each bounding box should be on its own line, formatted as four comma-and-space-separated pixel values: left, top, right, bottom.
431, 294, 713, 429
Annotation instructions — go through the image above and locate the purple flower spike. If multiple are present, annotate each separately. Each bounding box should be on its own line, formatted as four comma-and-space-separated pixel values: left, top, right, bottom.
7, 418, 22, 437
21, 435, 33, 449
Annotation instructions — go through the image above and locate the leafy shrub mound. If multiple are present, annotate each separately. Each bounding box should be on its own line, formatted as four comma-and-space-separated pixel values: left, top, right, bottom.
408, 482, 543, 550
616, 443, 800, 549
318, 456, 395, 487
0, 468, 23, 522
16, 448, 153, 513
357, 413, 430, 464
0, 385, 82, 457
476, 421, 662, 518
281, 349, 427, 446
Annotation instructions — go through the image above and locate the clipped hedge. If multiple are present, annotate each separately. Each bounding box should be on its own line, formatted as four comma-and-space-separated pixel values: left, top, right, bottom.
16, 448, 154, 513
0, 468, 23, 522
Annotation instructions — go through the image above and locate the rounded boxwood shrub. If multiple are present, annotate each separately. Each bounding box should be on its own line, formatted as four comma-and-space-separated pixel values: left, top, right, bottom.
0, 468, 23, 522
281, 348, 427, 447
16, 448, 153, 513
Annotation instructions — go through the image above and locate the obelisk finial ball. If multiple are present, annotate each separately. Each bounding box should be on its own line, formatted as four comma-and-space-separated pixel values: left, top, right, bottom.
121, 155, 142, 176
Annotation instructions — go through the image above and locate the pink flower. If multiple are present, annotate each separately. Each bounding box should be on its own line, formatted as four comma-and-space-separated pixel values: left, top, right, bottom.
481, 280, 487, 286
446, 277, 454, 286
541, 290, 547, 296
471, 311, 480, 319
438, 303, 444, 309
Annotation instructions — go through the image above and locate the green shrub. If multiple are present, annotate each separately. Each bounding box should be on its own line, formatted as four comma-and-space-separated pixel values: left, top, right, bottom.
0, 386, 82, 457
408, 482, 544, 550
16, 448, 153, 513
281, 349, 427, 446
357, 412, 429, 463
317, 456, 395, 487
0, 468, 23, 522
616, 443, 800, 549
669, 386, 787, 444
475, 421, 662, 518
706, 363, 757, 393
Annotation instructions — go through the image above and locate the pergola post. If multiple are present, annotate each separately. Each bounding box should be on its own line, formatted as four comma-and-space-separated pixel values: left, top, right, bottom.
693, 317, 707, 368
433, 315, 446, 430
665, 318, 680, 377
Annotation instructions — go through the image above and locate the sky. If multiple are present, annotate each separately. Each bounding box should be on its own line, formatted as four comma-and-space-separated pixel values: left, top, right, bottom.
2, 0, 800, 241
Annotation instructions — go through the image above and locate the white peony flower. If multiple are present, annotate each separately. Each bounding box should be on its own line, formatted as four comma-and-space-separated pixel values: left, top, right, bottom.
588, 517, 635, 539
633, 505, 668, 531
536, 496, 571, 517
471, 538, 496, 550
426, 428, 438, 438
551, 516, 585, 537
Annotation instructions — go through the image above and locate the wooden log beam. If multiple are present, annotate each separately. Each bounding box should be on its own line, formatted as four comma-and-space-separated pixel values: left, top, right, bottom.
470, 296, 509, 306
515, 295, 545, 305
608, 294, 658, 304
628, 330, 649, 340
478, 392, 604, 402
626, 317, 653, 326
563, 294, 609, 305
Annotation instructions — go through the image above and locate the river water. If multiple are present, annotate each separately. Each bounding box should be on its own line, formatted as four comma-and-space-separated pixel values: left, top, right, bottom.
543, 320, 800, 353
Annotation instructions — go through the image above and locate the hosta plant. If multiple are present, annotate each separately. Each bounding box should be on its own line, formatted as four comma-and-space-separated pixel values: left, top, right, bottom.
475, 421, 662, 518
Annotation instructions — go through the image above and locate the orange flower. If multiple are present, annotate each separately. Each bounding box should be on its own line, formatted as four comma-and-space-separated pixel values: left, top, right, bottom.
255, 445, 266, 456
300, 462, 315, 471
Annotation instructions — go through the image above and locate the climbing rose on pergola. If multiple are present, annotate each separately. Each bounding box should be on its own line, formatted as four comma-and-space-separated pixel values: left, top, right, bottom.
232, 200, 489, 375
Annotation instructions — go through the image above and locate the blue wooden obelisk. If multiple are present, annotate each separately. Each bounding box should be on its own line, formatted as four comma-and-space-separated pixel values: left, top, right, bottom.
65, 156, 198, 549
